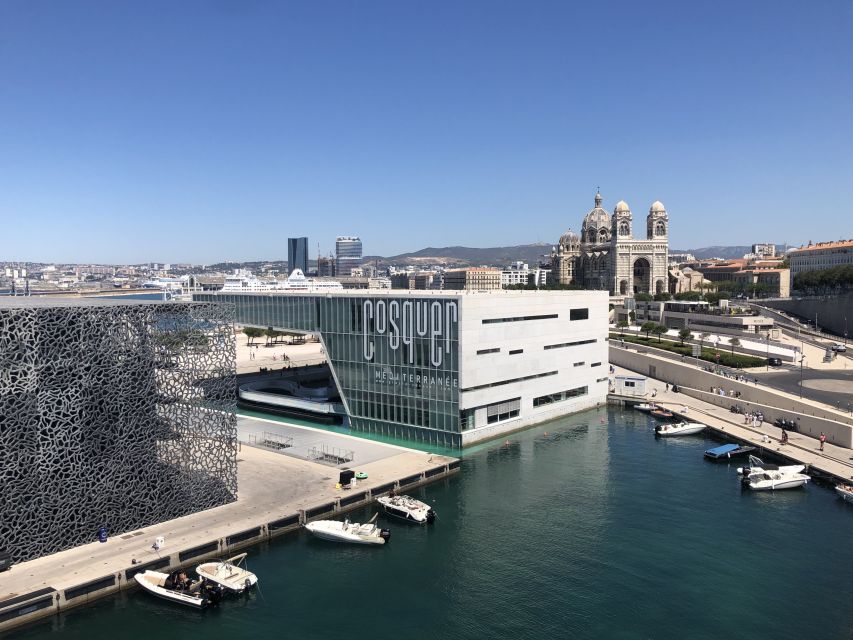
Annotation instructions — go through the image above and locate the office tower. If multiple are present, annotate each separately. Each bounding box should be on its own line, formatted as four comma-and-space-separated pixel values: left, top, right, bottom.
287, 237, 309, 275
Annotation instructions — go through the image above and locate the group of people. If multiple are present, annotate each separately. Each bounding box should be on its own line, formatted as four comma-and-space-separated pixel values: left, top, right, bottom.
711, 386, 742, 399
744, 410, 764, 428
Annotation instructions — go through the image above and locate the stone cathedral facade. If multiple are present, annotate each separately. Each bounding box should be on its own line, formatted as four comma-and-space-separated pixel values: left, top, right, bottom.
551, 192, 670, 296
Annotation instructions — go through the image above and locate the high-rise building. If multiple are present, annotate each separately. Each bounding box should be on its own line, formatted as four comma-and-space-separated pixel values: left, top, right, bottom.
336, 236, 362, 276
287, 237, 308, 275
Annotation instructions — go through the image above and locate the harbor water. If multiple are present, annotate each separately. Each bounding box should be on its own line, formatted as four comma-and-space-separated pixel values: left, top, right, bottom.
11, 407, 853, 639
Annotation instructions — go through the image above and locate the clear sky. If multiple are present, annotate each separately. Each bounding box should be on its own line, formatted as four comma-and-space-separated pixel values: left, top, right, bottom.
1, 0, 851, 264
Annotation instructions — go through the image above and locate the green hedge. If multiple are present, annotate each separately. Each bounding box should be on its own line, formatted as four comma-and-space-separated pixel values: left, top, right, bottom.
611, 333, 766, 368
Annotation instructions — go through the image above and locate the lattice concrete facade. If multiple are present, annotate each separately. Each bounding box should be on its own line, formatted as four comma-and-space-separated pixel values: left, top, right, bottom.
0, 299, 237, 564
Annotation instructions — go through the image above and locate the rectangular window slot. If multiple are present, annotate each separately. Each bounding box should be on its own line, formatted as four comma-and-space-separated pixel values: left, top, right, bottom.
476, 348, 500, 355
483, 314, 558, 324
544, 339, 597, 350
570, 308, 589, 321
509, 349, 523, 355
460, 371, 557, 393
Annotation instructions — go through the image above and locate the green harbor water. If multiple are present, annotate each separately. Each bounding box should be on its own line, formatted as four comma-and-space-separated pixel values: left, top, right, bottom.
12, 407, 853, 640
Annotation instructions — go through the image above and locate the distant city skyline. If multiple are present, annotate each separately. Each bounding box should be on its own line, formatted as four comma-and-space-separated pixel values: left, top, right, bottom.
1, 1, 851, 263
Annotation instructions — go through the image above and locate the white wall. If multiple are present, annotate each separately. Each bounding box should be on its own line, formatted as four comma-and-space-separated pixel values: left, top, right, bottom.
457, 290, 609, 443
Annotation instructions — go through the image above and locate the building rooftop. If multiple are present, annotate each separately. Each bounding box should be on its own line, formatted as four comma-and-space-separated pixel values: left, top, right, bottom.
0, 296, 191, 309
788, 239, 853, 253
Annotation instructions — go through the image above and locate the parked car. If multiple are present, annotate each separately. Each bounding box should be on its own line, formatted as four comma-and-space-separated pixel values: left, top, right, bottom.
831, 343, 847, 353
767, 357, 783, 366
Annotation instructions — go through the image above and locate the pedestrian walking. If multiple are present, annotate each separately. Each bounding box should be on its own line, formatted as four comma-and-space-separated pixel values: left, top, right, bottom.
819, 432, 827, 451
665, 383, 670, 392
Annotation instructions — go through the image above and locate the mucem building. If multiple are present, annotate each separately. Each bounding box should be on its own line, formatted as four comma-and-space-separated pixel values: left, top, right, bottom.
0, 298, 237, 564
194, 290, 608, 447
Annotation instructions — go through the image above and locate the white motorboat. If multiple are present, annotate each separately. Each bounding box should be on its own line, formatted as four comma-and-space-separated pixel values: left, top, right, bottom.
654, 421, 706, 436
376, 494, 436, 524
743, 469, 811, 491
634, 403, 656, 412
736, 455, 805, 477
835, 484, 853, 503
134, 569, 223, 609
305, 513, 390, 545
196, 553, 258, 594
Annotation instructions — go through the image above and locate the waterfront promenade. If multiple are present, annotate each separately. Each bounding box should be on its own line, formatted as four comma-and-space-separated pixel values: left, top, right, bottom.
612, 364, 853, 482
0, 416, 457, 633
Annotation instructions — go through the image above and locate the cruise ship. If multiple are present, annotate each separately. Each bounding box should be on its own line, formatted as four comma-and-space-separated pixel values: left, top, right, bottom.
221, 269, 343, 293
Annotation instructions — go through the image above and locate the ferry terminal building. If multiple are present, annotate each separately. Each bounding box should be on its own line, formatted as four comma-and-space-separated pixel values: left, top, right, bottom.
195, 290, 608, 447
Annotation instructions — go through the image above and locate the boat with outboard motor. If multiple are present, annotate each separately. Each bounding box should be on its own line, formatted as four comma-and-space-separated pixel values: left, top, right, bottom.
650, 408, 674, 419
835, 484, 853, 503
305, 513, 391, 545
134, 569, 223, 609
655, 421, 706, 437
704, 443, 757, 460
634, 403, 656, 412
376, 494, 436, 524
736, 455, 805, 477
195, 553, 258, 594
737, 455, 810, 491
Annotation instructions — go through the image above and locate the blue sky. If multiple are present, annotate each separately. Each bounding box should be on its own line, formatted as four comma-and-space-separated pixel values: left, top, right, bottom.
1, 0, 851, 264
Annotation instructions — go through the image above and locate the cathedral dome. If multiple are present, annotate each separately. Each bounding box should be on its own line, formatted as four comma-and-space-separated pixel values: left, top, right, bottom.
614, 200, 631, 213
559, 229, 580, 248
649, 200, 666, 214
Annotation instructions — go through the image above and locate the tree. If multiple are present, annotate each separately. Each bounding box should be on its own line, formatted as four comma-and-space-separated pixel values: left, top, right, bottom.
674, 291, 702, 301
678, 328, 692, 345
635, 292, 653, 302
729, 337, 741, 354
651, 323, 668, 343
640, 321, 656, 339
617, 320, 629, 336
244, 327, 264, 346
699, 332, 710, 350
653, 292, 672, 301
628, 311, 636, 324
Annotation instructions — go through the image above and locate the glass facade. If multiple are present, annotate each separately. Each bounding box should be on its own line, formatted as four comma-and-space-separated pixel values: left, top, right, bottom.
196, 293, 462, 447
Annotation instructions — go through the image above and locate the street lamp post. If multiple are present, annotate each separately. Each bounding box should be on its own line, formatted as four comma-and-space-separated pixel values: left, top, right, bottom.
799, 354, 805, 399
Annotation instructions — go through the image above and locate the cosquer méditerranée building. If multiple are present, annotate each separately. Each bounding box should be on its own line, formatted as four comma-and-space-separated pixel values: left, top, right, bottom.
194, 290, 608, 447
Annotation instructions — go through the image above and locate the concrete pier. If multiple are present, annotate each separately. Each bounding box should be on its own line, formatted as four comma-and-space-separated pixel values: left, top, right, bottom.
610, 366, 853, 484
0, 419, 458, 634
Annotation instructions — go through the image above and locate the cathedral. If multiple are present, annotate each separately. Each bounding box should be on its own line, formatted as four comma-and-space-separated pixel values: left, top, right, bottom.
551, 192, 670, 296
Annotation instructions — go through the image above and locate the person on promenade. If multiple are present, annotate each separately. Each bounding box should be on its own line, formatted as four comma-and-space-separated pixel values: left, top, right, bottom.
819, 432, 826, 451
665, 383, 670, 392
781, 430, 788, 445
651, 389, 657, 398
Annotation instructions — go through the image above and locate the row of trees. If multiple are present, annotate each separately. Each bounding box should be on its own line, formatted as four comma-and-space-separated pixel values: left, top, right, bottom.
244, 327, 292, 346
616, 320, 743, 354
793, 264, 853, 293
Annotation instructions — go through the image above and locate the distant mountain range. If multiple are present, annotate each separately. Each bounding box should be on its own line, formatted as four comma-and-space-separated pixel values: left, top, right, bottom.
364, 244, 554, 268
364, 243, 788, 267
671, 245, 788, 260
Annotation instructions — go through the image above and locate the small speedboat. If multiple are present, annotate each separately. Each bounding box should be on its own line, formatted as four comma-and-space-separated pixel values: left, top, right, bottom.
305, 513, 390, 545
650, 408, 674, 419
634, 403, 656, 412
134, 569, 223, 609
655, 422, 706, 436
835, 484, 853, 503
743, 470, 811, 491
704, 443, 757, 460
376, 494, 436, 524
196, 553, 258, 594
736, 455, 805, 477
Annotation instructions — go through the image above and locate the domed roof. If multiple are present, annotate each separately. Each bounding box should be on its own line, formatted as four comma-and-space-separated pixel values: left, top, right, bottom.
614, 200, 631, 213
649, 200, 666, 214
559, 229, 580, 246
580, 191, 610, 231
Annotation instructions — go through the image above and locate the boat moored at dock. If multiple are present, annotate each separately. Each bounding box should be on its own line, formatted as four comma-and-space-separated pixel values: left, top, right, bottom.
655, 422, 706, 437
835, 484, 853, 503
376, 494, 436, 524
195, 553, 258, 594
704, 443, 757, 460
305, 513, 391, 545
133, 570, 223, 609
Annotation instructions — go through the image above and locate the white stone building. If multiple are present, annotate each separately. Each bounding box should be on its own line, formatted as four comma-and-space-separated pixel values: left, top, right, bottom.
552, 192, 670, 296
